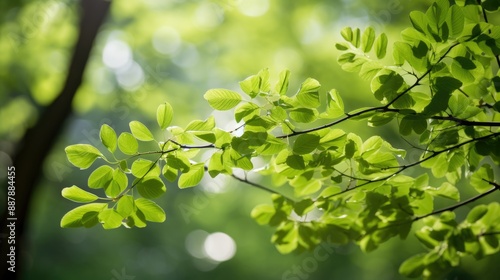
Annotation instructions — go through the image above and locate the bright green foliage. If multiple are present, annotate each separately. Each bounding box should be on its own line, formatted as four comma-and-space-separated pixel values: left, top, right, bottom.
156, 102, 173, 129
62, 1, 500, 278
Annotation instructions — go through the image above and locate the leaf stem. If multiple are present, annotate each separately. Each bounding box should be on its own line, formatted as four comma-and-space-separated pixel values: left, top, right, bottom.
231, 173, 297, 202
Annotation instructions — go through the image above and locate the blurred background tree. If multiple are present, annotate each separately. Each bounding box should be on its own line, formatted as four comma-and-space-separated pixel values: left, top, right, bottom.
1, 0, 499, 279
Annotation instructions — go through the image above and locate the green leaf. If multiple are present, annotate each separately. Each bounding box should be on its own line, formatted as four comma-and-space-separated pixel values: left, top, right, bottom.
129, 120, 155, 141
410, 11, 427, 33
208, 150, 226, 177
295, 179, 322, 196
340, 27, 353, 42
178, 163, 205, 188
135, 198, 166, 222
427, 182, 460, 201
335, 42, 349, 51
156, 102, 174, 129
275, 69, 291, 95
162, 165, 178, 182
117, 195, 135, 218
296, 78, 321, 108
100, 124, 117, 153
88, 165, 114, 189
104, 168, 128, 198
289, 108, 318, 123
467, 205, 488, 223
273, 222, 299, 254
399, 253, 426, 278
235, 102, 260, 122
399, 115, 427, 136
447, 5, 465, 37
137, 178, 166, 199
65, 144, 103, 169
186, 116, 216, 131
361, 26, 376, 53
426, 0, 450, 28
320, 89, 344, 119
293, 133, 320, 155
204, 89, 242, 110
359, 61, 383, 81
483, 0, 500, 12
471, 164, 494, 193
422, 77, 462, 115
371, 70, 404, 102
352, 28, 361, 48
61, 185, 98, 203
60, 203, 107, 228
118, 132, 138, 155
451, 56, 477, 83
131, 159, 161, 178
251, 204, 275, 225
98, 209, 123, 229
368, 112, 396, 127
239, 68, 270, 98
166, 153, 191, 173
374, 33, 388, 59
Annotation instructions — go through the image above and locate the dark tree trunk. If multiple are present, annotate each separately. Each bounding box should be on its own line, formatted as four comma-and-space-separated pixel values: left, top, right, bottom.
1, 1, 111, 278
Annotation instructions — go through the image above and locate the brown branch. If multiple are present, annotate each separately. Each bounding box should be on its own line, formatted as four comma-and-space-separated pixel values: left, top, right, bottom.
363, 181, 500, 237
415, 185, 499, 221
324, 132, 500, 199
230, 173, 297, 202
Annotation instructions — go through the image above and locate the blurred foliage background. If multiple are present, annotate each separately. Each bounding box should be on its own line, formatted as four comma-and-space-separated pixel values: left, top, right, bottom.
1, 0, 499, 279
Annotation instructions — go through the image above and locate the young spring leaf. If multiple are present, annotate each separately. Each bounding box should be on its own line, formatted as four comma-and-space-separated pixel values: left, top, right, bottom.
98, 209, 123, 229
131, 159, 161, 178
340, 26, 353, 42
178, 163, 205, 188
409, 11, 427, 33
374, 33, 388, 59
100, 124, 117, 153
118, 132, 138, 155
157, 102, 174, 129
135, 198, 166, 222
62, 185, 99, 203
88, 165, 114, 189
296, 78, 321, 108
136, 177, 166, 199
399, 253, 426, 278
361, 26, 376, 53
104, 168, 128, 198
117, 195, 135, 218
65, 144, 103, 169
320, 89, 344, 119
289, 108, 318, 123
422, 77, 462, 115
293, 133, 320, 155
129, 121, 155, 141
204, 89, 242, 110
275, 69, 291, 95
60, 203, 107, 228
235, 102, 260, 122
251, 204, 276, 225
471, 164, 494, 193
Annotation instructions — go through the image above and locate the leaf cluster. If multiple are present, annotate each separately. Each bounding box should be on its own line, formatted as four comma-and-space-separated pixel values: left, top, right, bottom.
61, 1, 500, 278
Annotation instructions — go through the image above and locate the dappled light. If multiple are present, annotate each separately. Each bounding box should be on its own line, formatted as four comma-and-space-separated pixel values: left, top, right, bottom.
2, 1, 500, 280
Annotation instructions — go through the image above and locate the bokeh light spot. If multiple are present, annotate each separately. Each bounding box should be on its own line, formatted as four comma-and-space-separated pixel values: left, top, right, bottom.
203, 232, 236, 262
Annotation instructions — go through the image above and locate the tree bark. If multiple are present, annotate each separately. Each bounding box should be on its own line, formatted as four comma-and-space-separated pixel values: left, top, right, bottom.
1, 1, 111, 278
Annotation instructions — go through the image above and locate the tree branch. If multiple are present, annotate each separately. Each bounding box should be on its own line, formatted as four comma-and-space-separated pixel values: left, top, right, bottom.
415, 185, 499, 221
324, 132, 500, 199
230, 173, 297, 202
477, 0, 500, 68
